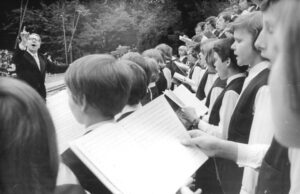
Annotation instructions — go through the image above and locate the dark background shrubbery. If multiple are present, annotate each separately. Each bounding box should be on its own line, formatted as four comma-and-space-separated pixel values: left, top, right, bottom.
0, 0, 229, 64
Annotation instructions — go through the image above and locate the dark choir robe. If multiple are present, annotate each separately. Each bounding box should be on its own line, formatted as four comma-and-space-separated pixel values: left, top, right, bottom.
215, 68, 270, 194
196, 70, 209, 101
255, 138, 290, 194
61, 148, 112, 194
204, 77, 227, 108
218, 30, 228, 39
167, 59, 188, 77
213, 29, 221, 37
180, 56, 188, 64
194, 76, 246, 194
156, 70, 167, 95
188, 63, 201, 80
141, 83, 159, 105
12, 46, 68, 99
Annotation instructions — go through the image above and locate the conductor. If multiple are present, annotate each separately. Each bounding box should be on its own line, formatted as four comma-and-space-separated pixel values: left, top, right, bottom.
12, 27, 68, 100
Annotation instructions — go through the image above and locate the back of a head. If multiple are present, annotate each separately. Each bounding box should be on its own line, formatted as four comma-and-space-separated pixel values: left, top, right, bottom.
178, 45, 188, 54
125, 61, 147, 106
0, 77, 58, 194
220, 12, 233, 23
205, 16, 217, 29
121, 52, 151, 85
142, 49, 164, 65
144, 57, 160, 83
155, 44, 173, 61
213, 38, 248, 72
196, 22, 206, 31
65, 54, 132, 118
231, 11, 263, 43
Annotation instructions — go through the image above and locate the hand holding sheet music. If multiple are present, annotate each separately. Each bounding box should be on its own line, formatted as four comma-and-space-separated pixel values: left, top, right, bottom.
70, 96, 208, 194
165, 85, 208, 117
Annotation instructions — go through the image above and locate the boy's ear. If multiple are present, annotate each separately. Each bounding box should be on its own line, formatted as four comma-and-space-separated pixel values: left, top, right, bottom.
81, 95, 88, 112
226, 58, 231, 67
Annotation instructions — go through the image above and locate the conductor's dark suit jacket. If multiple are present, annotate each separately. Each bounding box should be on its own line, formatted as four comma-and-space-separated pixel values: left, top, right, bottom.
12, 46, 68, 99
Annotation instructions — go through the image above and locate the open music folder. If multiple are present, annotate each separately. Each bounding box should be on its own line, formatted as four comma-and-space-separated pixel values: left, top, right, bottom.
165, 84, 208, 117
70, 96, 208, 194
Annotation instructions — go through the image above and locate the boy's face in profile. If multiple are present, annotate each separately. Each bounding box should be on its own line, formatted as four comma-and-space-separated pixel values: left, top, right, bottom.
178, 48, 186, 57
216, 16, 226, 30
255, 9, 278, 63
231, 28, 255, 66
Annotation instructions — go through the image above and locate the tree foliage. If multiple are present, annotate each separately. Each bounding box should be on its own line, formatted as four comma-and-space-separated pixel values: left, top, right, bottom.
3, 0, 229, 63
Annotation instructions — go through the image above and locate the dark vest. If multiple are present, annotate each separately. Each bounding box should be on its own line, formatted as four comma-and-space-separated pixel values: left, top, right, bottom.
208, 76, 246, 125
156, 70, 167, 95
228, 68, 270, 143
188, 63, 201, 79
167, 60, 187, 77
194, 76, 245, 194
196, 70, 209, 100
205, 77, 227, 108
61, 148, 112, 194
255, 138, 290, 194
217, 68, 270, 194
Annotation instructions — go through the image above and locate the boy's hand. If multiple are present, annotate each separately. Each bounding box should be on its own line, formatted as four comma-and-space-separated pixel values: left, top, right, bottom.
182, 130, 222, 157
180, 107, 198, 123
177, 177, 202, 194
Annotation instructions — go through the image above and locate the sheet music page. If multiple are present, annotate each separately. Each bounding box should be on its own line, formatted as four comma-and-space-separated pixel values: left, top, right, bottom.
173, 85, 208, 116
70, 96, 207, 194
47, 90, 85, 153
164, 90, 185, 108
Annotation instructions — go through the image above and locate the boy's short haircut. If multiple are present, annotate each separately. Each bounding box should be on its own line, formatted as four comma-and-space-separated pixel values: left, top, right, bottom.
230, 11, 263, 43
155, 44, 173, 61
196, 22, 206, 31
213, 38, 248, 72
121, 52, 151, 85
126, 62, 147, 105
206, 48, 216, 68
260, 0, 280, 11
205, 16, 217, 29
65, 54, 132, 118
179, 45, 188, 53
144, 57, 160, 83
142, 49, 164, 64
220, 12, 233, 22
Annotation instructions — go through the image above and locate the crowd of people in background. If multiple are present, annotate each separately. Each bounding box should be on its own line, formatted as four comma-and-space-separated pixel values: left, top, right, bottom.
1, 0, 300, 194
